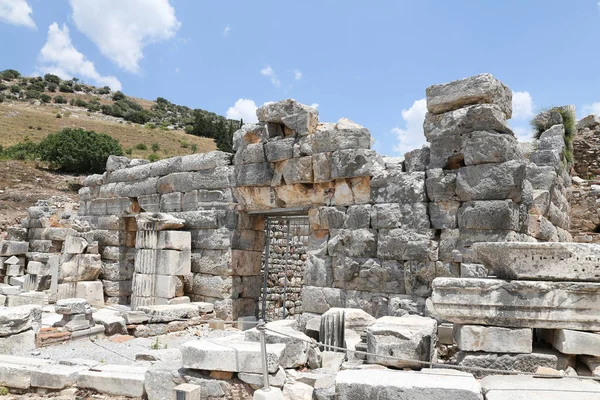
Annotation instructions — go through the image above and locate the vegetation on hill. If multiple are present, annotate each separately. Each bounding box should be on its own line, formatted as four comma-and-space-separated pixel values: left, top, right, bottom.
0, 68, 240, 154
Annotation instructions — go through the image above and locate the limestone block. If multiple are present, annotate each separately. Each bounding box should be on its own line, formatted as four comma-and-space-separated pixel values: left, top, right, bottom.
537, 124, 565, 152
0, 329, 35, 355
426, 73, 512, 117
93, 309, 127, 335
480, 375, 600, 400
455, 160, 526, 201
102, 280, 132, 297
429, 201, 460, 229
473, 242, 600, 282
238, 367, 286, 389
453, 325, 532, 353
457, 200, 521, 231
332, 257, 404, 293
155, 250, 191, 276
59, 254, 102, 282
192, 274, 236, 299
6, 292, 46, 307
0, 362, 34, 389
190, 249, 231, 275
312, 124, 372, 153
101, 261, 134, 281
245, 320, 310, 368
460, 263, 488, 278
190, 228, 233, 250
177, 151, 232, 172
432, 278, 600, 330
155, 275, 180, 298
156, 168, 233, 193
157, 231, 191, 251
234, 142, 266, 164
0, 305, 41, 337
30, 364, 86, 390
541, 329, 600, 357
426, 169, 457, 202
0, 240, 28, 256
138, 194, 160, 212
463, 131, 520, 166
281, 156, 313, 184
526, 165, 557, 191
304, 253, 333, 287
312, 152, 332, 182
257, 99, 319, 135
105, 197, 135, 215
181, 337, 286, 373
171, 210, 221, 229
530, 149, 561, 168
301, 286, 344, 314
366, 315, 437, 368
371, 203, 429, 230
404, 147, 430, 172
0, 285, 20, 295
424, 104, 512, 144
76, 281, 104, 306
160, 192, 182, 212
336, 369, 482, 400
457, 351, 557, 378
377, 228, 434, 261
371, 171, 426, 203
328, 229, 377, 258
137, 303, 200, 323
404, 261, 438, 296
55, 298, 89, 315
264, 137, 295, 162
63, 237, 88, 254
77, 367, 146, 397
232, 229, 265, 252
230, 250, 261, 276
331, 149, 384, 179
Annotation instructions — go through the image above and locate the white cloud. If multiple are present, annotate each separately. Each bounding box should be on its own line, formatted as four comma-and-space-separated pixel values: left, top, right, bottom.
582, 102, 600, 117
512, 126, 534, 142
223, 24, 230, 37
69, 0, 180, 73
294, 69, 302, 80
512, 91, 534, 120
260, 65, 280, 88
392, 98, 428, 155
226, 98, 258, 123
0, 0, 35, 29
310, 103, 319, 109
37, 23, 122, 91
174, 67, 180, 73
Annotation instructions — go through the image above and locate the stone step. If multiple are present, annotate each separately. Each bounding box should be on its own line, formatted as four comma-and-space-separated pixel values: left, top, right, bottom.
432, 278, 600, 330
137, 303, 201, 322
335, 369, 482, 400
31, 364, 87, 390
181, 338, 286, 374
474, 242, 600, 281
481, 375, 600, 400
77, 365, 146, 398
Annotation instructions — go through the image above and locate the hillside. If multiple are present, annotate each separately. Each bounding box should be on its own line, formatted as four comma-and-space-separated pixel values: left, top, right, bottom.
0, 69, 239, 159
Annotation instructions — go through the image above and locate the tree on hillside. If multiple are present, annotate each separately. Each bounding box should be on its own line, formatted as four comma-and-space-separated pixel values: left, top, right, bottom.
1, 69, 21, 80
43, 74, 61, 85
191, 112, 214, 138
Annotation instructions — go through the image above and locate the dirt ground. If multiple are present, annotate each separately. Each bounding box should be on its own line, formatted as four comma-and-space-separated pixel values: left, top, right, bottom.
0, 160, 80, 234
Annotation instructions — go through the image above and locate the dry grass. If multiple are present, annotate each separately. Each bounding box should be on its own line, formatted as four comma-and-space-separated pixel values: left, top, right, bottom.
0, 100, 216, 159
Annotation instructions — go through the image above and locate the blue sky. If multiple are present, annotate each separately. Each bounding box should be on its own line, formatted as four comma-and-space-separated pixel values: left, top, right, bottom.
1, 0, 600, 156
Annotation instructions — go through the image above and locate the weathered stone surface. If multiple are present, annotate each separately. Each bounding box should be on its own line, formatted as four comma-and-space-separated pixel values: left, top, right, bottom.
328, 229, 377, 258
137, 303, 200, 323
425, 105, 513, 155
101, 261, 134, 281
136, 212, 185, 231
429, 201, 460, 229
238, 367, 286, 388
283, 381, 314, 400
457, 200, 521, 231
92, 309, 127, 335
426, 169, 457, 201
453, 325, 532, 353
0, 329, 35, 354
181, 336, 285, 373
245, 320, 310, 368
432, 278, 600, 330
474, 242, 600, 282
336, 369, 482, 400
264, 137, 295, 162
455, 160, 526, 201
371, 171, 426, 203
0, 305, 41, 337
31, 364, 86, 389
331, 149, 384, 179
537, 124, 565, 152
234, 143, 266, 164
426, 73, 512, 117
463, 131, 520, 166
55, 298, 89, 315
377, 229, 434, 261
235, 162, 273, 186
458, 351, 557, 378
257, 99, 319, 134
404, 147, 430, 172
366, 315, 437, 368
371, 203, 429, 230
541, 329, 600, 357
481, 375, 600, 400
77, 365, 146, 397
0, 240, 28, 256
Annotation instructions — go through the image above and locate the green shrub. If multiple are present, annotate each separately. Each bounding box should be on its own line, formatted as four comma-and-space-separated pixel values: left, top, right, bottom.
112, 91, 125, 101
47, 83, 58, 92
25, 90, 40, 99
0, 83, 8, 91
1, 141, 40, 160
59, 84, 73, 93
134, 143, 148, 151
10, 85, 21, 94
38, 128, 124, 173
151, 143, 160, 152
74, 84, 82, 92
87, 99, 101, 112
145, 123, 157, 129
40, 94, 51, 103
1, 69, 20, 80
73, 98, 88, 108
125, 147, 133, 156
43, 74, 61, 85
54, 95, 66, 104
56, 113, 61, 118
98, 86, 111, 95
148, 153, 160, 162
180, 140, 189, 148
190, 144, 197, 153
0, 385, 8, 395
0, 95, 4, 103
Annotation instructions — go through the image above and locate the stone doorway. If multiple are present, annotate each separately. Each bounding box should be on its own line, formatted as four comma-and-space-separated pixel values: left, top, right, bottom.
258, 212, 310, 322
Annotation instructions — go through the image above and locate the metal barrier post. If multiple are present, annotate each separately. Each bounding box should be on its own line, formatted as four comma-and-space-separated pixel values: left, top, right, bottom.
257, 319, 270, 391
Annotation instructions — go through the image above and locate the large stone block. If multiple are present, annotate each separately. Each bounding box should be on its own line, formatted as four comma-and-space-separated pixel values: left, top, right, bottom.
457, 351, 557, 378
541, 329, 600, 357
59, 254, 102, 283
457, 200, 521, 231
0, 240, 28, 256
157, 168, 234, 193
336, 369, 482, 400
264, 137, 295, 162
432, 277, 600, 330
0, 305, 41, 337
453, 325, 532, 353
429, 201, 460, 229
301, 286, 344, 314
426, 73, 512, 117
331, 149, 384, 179
234, 163, 273, 187
181, 336, 286, 373
245, 320, 310, 368
234, 143, 266, 164
256, 99, 319, 135
77, 366, 146, 397
371, 171, 426, 203
190, 249, 231, 275
76, 281, 104, 306
455, 160, 526, 201
0, 329, 36, 355
426, 169, 457, 201
371, 203, 429, 230
473, 242, 600, 282
481, 375, 600, 400
332, 257, 404, 293
328, 229, 377, 258
377, 229, 434, 261
366, 315, 437, 368
404, 147, 430, 172
463, 131, 519, 166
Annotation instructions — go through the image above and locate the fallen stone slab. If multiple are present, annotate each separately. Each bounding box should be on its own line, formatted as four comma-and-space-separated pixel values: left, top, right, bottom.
283, 381, 314, 400
181, 337, 286, 373
31, 364, 87, 390
474, 242, 600, 281
55, 298, 89, 315
336, 369, 482, 400
366, 315, 437, 368
0, 240, 29, 256
453, 325, 532, 353
540, 329, 600, 357
6, 291, 46, 307
481, 375, 600, 400
245, 320, 310, 368
0, 362, 34, 389
431, 278, 600, 330
137, 303, 200, 323
238, 366, 286, 389
92, 309, 127, 336
457, 351, 558, 378
0, 305, 41, 337
0, 329, 36, 354
77, 367, 146, 398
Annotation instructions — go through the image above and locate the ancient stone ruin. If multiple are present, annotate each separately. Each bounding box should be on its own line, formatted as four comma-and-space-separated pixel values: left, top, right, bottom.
0, 73, 599, 399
